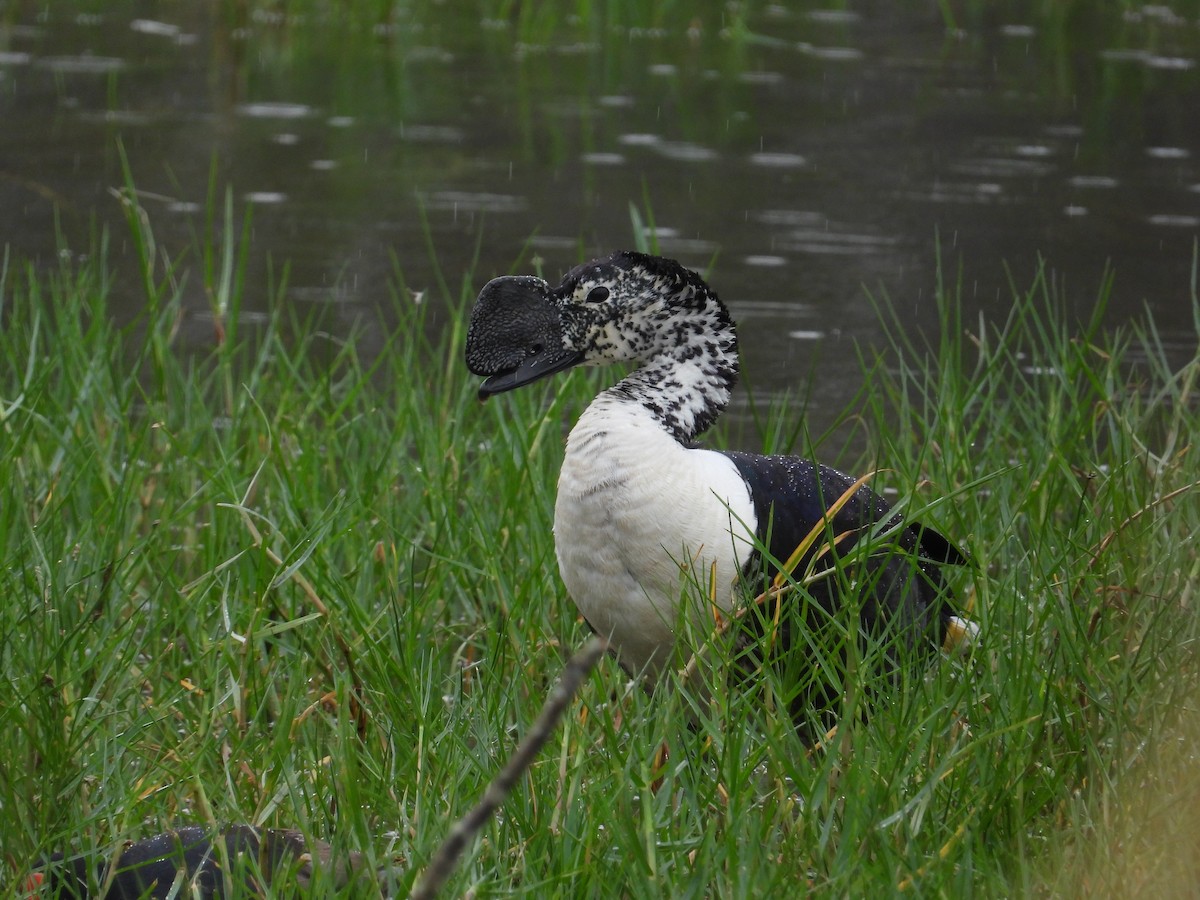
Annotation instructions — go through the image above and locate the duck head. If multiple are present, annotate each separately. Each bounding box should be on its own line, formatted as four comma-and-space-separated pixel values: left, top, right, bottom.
465, 251, 739, 408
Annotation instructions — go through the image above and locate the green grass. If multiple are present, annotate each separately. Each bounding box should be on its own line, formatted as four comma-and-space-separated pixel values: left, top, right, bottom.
2, 200, 1199, 897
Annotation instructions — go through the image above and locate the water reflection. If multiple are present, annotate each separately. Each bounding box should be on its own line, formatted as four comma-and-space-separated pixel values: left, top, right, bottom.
1148, 214, 1200, 227
420, 192, 528, 214
237, 102, 314, 119
35, 55, 124, 73
130, 19, 189, 41
1069, 176, 1120, 188
654, 141, 719, 162
744, 255, 787, 267
580, 152, 625, 165
748, 152, 807, 168
0, 2, 1197, 431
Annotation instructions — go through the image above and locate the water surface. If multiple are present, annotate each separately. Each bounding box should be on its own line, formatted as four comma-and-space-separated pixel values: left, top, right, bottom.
2, 2, 1198, 435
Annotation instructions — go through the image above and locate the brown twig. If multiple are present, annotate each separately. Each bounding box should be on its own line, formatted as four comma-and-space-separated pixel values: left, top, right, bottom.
410, 637, 608, 900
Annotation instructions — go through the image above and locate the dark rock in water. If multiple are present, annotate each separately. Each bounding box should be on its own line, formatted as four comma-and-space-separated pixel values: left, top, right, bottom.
25, 825, 388, 898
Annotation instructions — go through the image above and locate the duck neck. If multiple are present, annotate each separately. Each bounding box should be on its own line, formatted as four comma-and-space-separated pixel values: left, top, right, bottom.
603, 341, 740, 444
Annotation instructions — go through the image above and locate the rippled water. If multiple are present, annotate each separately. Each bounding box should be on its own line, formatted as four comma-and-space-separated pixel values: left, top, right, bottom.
2, 2, 1198, 430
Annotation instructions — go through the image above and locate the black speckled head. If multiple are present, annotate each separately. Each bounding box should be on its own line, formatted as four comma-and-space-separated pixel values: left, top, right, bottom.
554, 251, 737, 369
465, 251, 741, 440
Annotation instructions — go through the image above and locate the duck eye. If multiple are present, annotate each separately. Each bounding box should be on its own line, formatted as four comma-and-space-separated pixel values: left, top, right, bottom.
585, 286, 610, 304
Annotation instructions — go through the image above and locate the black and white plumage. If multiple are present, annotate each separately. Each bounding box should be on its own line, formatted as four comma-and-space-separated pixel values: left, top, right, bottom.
466, 251, 967, 726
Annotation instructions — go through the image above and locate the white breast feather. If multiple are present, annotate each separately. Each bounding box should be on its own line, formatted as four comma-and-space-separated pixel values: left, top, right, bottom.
554, 397, 757, 681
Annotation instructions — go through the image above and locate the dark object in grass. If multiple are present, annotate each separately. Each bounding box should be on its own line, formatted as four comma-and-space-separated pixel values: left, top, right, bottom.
24, 825, 377, 898
25, 639, 608, 899
466, 251, 971, 734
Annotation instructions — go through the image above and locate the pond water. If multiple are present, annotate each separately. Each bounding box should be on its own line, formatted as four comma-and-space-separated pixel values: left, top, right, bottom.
2, 2, 1199, 433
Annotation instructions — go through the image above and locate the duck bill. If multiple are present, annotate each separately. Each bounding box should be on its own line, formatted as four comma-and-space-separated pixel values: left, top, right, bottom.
467, 273, 582, 398
478, 348, 584, 398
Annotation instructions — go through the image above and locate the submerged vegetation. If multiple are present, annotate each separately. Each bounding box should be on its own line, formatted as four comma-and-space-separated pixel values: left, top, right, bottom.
1, 179, 1198, 894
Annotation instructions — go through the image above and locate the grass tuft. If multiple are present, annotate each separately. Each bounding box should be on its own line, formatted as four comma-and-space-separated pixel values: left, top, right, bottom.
2, 210, 1199, 895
